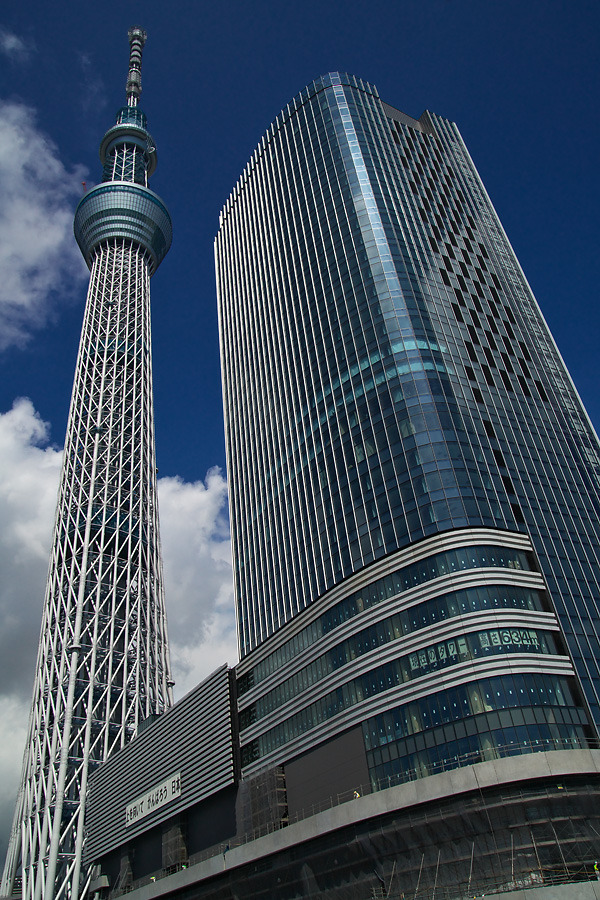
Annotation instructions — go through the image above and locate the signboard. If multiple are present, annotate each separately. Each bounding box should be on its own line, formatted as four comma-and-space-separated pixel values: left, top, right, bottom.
125, 772, 181, 827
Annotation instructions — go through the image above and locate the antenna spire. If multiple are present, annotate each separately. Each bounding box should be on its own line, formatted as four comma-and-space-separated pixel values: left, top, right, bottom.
126, 26, 147, 106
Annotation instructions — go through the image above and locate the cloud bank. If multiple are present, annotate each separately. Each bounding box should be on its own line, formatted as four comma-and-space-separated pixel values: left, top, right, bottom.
0, 399, 236, 864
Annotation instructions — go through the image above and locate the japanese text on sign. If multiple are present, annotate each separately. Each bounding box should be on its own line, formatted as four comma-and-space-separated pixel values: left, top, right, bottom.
125, 773, 182, 827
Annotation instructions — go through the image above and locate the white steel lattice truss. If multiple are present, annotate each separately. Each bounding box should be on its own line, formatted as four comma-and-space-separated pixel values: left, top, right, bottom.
2, 29, 173, 900
2, 239, 173, 900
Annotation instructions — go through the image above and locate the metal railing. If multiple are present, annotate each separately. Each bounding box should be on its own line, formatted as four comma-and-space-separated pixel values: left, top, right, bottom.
116, 737, 600, 897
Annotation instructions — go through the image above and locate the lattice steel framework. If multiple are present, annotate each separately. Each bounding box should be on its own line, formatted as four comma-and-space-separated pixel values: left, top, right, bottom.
2, 28, 173, 900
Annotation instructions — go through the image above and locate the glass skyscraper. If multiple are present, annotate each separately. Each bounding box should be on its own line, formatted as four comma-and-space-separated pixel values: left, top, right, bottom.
81, 72, 600, 899
216, 73, 600, 786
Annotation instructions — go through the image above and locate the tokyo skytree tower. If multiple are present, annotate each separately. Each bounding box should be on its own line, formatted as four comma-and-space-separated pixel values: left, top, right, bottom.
2, 28, 173, 900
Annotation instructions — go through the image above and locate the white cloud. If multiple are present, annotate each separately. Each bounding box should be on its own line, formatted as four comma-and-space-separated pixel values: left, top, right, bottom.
0, 399, 235, 862
0, 100, 89, 350
0, 695, 29, 866
77, 52, 107, 117
0, 28, 34, 64
0, 399, 61, 864
158, 470, 238, 697
0, 399, 62, 699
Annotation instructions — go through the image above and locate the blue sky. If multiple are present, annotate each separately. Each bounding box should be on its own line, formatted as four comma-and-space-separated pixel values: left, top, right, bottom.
1, 0, 599, 479
0, 0, 598, 862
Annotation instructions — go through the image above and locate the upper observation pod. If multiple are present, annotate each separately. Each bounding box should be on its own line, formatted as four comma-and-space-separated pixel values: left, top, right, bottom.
73, 27, 172, 274
74, 182, 172, 274
99, 105, 157, 179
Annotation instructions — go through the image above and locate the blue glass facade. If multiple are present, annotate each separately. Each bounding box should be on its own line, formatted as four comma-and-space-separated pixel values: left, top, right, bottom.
216, 74, 600, 781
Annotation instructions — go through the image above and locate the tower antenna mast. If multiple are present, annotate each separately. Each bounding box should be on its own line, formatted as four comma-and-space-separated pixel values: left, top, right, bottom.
126, 26, 146, 107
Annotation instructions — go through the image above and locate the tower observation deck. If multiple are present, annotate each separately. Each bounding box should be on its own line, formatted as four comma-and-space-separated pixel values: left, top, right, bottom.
2, 28, 173, 900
